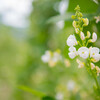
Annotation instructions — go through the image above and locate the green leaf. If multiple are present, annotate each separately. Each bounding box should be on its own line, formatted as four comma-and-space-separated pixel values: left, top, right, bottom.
67, 0, 98, 13
42, 96, 55, 100
47, 13, 73, 24
18, 85, 46, 98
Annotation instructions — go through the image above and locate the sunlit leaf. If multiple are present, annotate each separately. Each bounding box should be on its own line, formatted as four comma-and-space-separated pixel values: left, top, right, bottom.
18, 85, 46, 98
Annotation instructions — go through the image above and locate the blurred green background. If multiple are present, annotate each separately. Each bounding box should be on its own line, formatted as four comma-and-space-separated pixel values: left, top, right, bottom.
0, 0, 100, 100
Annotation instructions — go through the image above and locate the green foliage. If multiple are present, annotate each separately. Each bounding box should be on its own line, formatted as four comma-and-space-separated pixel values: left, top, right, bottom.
1, 0, 100, 100
18, 85, 46, 97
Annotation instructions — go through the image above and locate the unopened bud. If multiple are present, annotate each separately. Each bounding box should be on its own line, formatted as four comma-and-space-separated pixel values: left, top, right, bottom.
82, 18, 89, 26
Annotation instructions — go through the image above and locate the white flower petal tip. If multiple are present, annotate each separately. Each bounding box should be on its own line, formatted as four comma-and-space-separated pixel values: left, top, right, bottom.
80, 32, 85, 40
66, 35, 78, 46
91, 32, 97, 42
78, 47, 89, 59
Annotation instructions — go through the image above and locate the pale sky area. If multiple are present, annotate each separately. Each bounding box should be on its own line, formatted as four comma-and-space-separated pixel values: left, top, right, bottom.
0, 0, 33, 28
0, 0, 68, 28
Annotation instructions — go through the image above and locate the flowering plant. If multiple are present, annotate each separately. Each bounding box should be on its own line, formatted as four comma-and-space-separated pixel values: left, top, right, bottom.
67, 5, 100, 93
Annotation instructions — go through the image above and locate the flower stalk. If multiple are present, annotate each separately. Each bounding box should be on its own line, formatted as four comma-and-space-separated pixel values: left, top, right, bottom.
67, 5, 100, 92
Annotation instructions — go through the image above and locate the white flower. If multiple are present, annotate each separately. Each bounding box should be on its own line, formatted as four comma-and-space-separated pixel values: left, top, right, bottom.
91, 32, 97, 42
66, 35, 78, 46
90, 47, 100, 61
80, 32, 85, 40
76, 59, 84, 68
78, 47, 89, 59
52, 52, 62, 62
55, 92, 63, 100
67, 80, 75, 91
42, 50, 62, 67
41, 51, 51, 63
90, 63, 95, 70
68, 46, 78, 59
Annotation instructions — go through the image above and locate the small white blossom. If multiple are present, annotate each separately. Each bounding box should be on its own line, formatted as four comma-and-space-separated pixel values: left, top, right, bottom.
67, 35, 78, 46
90, 63, 95, 70
78, 47, 89, 59
41, 51, 51, 63
67, 80, 75, 91
68, 46, 78, 59
55, 92, 63, 100
76, 59, 84, 68
80, 32, 85, 40
42, 50, 62, 67
91, 32, 97, 42
52, 52, 62, 62
90, 47, 100, 61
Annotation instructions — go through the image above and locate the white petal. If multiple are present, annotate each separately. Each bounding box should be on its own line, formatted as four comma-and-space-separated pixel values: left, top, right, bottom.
80, 32, 85, 40
69, 46, 76, 52
41, 55, 50, 63
68, 52, 76, 59
92, 32, 97, 42
78, 47, 89, 59
90, 47, 100, 58
66, 35, 77, 46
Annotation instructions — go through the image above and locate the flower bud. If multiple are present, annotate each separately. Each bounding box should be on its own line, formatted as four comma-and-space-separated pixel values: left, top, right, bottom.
91, 58, 98, 63
80, 32, 85, 40
90, 63, 95, 70
71, 15, 76, 19
96, 66, 100, 76
82, 18, 89, 26
75, 28, 79, 34
91, 32, 97, 42
86, 31, 91, 38
72, 21, 76, 28
79, 12, 83, 17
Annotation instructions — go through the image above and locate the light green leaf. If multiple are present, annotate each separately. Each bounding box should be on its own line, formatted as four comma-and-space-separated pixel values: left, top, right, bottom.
18, 85, 46, 98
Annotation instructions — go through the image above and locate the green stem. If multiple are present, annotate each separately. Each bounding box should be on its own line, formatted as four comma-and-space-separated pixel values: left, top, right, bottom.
90, 68, 99, 89
86, 40, 89, 47
89, 61, 100, 90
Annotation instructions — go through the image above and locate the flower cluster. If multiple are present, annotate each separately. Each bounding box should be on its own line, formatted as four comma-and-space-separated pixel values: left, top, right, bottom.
66, 5, 100, 76
41, 49, 62, 67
